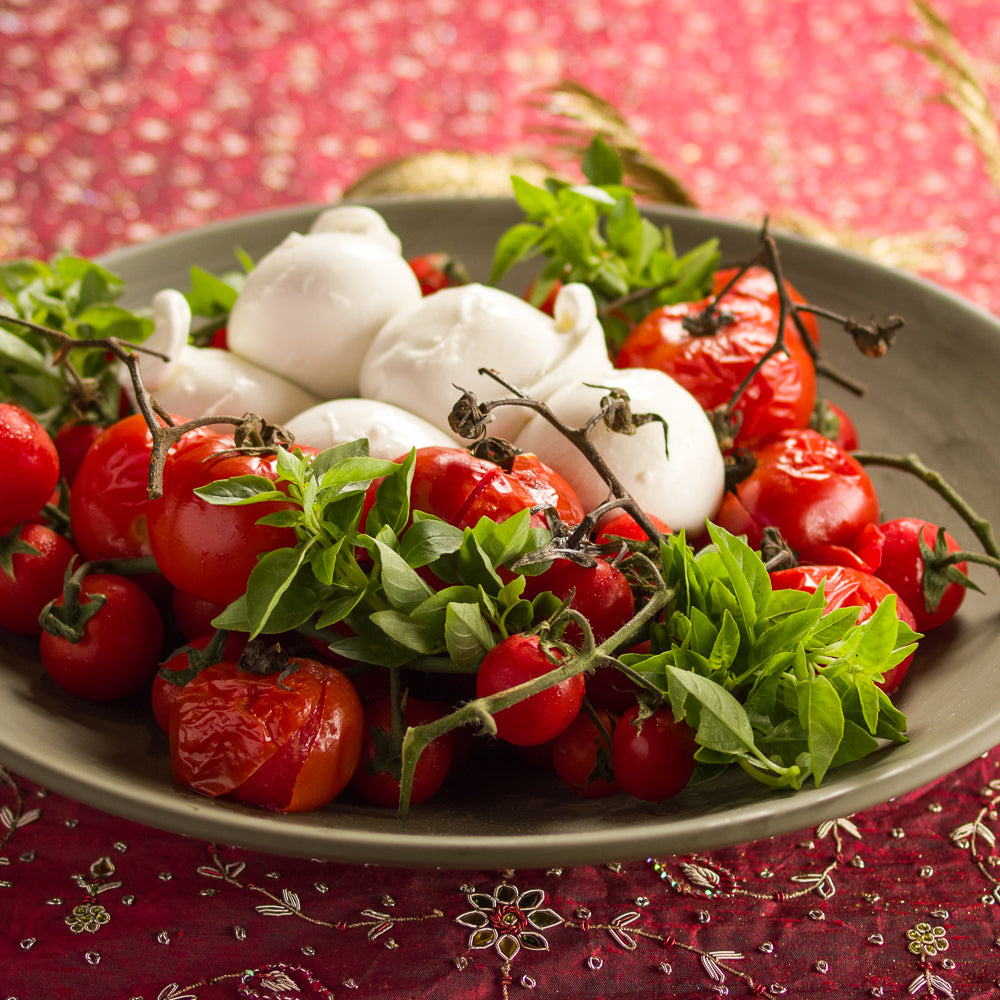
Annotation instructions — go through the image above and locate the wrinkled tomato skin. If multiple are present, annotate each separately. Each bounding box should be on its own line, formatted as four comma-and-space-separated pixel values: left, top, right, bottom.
616, 267, 819, 449
351, 696, 454, 808
475, 633, 584, 746
715, 429, 881, 566
552, 707, 621, 798
69, 413, 213, 563
406, 446, 584, 531
875, 518, 968, 632
0, 403, 60, 534
170, 657, 363, 813
0, 524, 77, 635
39, 573, 165, 701
147, 437, 301, 606
769, 564, 918, 693
610, 704, 698, 802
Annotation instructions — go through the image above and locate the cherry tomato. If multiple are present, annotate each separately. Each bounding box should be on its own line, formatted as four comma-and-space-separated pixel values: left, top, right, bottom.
475, 633, 584, 746
406, 446, 584, 531
170, 653, 363, 813
616, 267, 819, 448
39, 573, 165, 700
812, 399, 858, 451
53, 419, 105, 486
593, 510, 671, 546
152, 631, 249, 733
610, 704, 698, 802
69, 413, 213, 563
0, 403, 60, 534
407, 252, 470, 296
351, 695, 454, 807
552, 708, 621, 798
875, 518, 968, 631
714, 428, 881, 569
147, 436, 302, 606
0, 524, 77, 635
769, 564, 918, 693
585, 641, 648, 714
171, 588, 231, 641
522, 557, 634, 644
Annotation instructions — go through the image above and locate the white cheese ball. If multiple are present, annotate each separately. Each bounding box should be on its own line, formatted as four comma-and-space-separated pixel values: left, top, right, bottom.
284, 398, 455, 459
121, 290, 321, 425
359, 282, 613, 441
226, 207, 421, 400
511, 367, 725, 533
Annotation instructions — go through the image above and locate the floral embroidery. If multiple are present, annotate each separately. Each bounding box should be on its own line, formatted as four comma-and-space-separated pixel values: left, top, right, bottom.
456, 883, 564, 962
65, 902, 111, 934
906, 922, 949, 958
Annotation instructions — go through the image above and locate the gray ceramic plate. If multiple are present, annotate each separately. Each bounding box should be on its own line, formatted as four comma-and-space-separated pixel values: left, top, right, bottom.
2, 198, 998, 869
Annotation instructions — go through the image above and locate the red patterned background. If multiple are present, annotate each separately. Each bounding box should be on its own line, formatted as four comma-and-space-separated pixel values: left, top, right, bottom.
3, 1, 1000, 997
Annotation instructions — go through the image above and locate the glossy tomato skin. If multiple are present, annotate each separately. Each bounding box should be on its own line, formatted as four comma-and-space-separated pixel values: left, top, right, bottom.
406, 446, 584, 531
594, 510, 671, 546
552, 707, 621, 798
475, 633, 584, 746
39, 573, 165, 700
0, 403, 60, 534
875, 518, 968, 632
616, 267, 819, 449
147, 437, 300, 606
69, 413, 213, 563
610, 704, 698, 802
351, 696, 454, 807
769, 564, 918, 693
715, 428, 881, 569
54, 420, 105, 486
170, 656, 363, 813
171, 588, 231, 641
0, 524, 77, 635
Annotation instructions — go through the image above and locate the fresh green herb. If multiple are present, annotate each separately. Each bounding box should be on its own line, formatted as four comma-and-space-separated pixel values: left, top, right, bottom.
624, 524, 917, 789
0, 253, 153, 428
489, 135, 720, 349
184, 257, 250, 346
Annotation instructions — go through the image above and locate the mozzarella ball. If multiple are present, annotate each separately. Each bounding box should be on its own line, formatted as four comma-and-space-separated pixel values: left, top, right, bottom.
284, 398, 455, 459
359, 282, 612, 441
512, 367, 725, 533
226, 209, 421, 399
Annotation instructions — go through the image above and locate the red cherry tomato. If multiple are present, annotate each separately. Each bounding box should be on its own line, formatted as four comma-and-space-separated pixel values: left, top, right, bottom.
0, 524, 77, 635
0, 403, 60, 534
616, 267, 819, 448
813, 399, 859, 451
69, 413, 213, 563
407, 252, 469, 296
769, 564, 918, 693
147, 437, 302, 605
152, 631, 249, 733
170, 654, 363, 813
171, 588, 231, 641
593, 510, 671, 546
714, 428, 881, 569
405, 446, 584, 531
552, 707, 621, 798
53, 419, 105, 486
610, 704, 698, 802
875, 518, 968, 632
351, 695, 454, 807
475, 633, 584, 746
586, 641, 648, 714
39, 573, 165, 700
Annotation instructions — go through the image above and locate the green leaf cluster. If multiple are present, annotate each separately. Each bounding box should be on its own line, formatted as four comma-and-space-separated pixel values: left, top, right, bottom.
183, 255, 251, 346
0, 253, 152, 427
489, 135, 720, 349
199, 440, 557, 670
626, 524, 917, 789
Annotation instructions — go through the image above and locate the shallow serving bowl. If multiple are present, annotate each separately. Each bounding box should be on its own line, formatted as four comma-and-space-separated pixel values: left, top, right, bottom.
1, 198, 998, 868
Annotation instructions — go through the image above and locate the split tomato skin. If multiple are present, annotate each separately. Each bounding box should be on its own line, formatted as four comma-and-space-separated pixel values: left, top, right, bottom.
0, 524, 77, 636
616, 267, 819, 449
170, 656, 363, 813
147, 436, 301, 606
715, 428, 881, 568
475, 633, 584, 746
610, 704, 698, 802
0, 402, 60, 534
875, 518, 968, 632
39, 573, 165, 701
769, 563, 919, 693
351, 696, 454, 807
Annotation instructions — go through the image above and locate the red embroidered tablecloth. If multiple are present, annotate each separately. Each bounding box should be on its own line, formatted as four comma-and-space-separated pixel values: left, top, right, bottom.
3, 2, 1000, 997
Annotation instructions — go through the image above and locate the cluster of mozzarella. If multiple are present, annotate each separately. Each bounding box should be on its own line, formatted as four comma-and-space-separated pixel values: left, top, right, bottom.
129, 207, 724, 532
